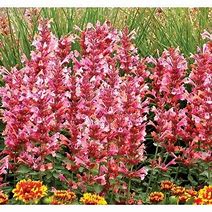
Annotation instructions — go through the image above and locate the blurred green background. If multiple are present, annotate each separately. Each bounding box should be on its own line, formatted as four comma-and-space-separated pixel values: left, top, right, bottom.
0, 8, 211, 70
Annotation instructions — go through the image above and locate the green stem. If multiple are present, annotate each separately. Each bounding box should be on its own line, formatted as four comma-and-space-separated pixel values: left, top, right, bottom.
208, 162, 211, 185
127, 166, 133, 200
174, 166, 180, 181
109, 191, 113, 203
146, 145, 159, 198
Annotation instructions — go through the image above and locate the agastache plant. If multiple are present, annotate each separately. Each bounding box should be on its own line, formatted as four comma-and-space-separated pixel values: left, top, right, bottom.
0, 20, 73, 170
60, 22, 149, 193
149, 34, 212, 166
0, 21, 149, 195
149, 48, 190, 154
183, 32, 212, 163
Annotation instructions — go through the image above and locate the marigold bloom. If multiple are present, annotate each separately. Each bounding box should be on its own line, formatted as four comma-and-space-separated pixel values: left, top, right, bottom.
0, 191, 8, 204
171, 186, 185, 196
12, 179, 47, 204
194, 185, 212, 205
51, 190, 76, 205
179, 194, 190, 203
160, 180, 174, 191
149, 192, 164, 203
185, 188, 197, 197
80, 193, 107, 205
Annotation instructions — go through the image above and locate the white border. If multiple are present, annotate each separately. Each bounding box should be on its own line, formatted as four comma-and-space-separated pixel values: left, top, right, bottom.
0, 0, 212, 7
1, 205, 212, 212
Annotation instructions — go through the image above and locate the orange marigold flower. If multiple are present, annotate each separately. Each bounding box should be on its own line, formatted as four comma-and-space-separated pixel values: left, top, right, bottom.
80, 193, 107, 205
149, 192, 164, 203
12, 179, 47, 204
179, 194, 190, 203
51, 190, 76, 205
0, 191, 8, 204
185, 188, 197, 197
160, 180, 174, 191
194, 185, 212, 205
171, 186, 185, 196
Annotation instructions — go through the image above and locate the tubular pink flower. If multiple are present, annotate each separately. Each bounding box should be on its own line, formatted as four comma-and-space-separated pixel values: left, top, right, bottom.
0, 20, 74, 170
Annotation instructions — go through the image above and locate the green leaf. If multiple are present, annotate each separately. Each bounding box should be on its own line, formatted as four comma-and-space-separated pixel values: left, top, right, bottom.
93, 184, 103, 194
17, 165, 31, 174
79, 167, 84, 173
188, 174, 198, 186
53, 172, 59, 178
168, 196, 178, 204
200, 171, 209, 178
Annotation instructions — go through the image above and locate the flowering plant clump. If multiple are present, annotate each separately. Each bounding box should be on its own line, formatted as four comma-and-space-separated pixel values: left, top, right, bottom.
51, 190, 76, 204
58, 21, 149, 193
149, 180, 203, 205
80, 193, 107, 205
149, 34, 212, 165
184, 33, 212, 162
12, 179, 47, 204
0, 20, 73, 170
194, 185, 212, 205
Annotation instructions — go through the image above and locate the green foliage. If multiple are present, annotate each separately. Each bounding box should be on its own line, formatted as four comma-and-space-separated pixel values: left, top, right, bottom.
0, 8, 211, 70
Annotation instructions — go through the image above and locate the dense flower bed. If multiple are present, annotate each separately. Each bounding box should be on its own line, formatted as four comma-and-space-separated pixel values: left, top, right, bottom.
0, 20, 211, 205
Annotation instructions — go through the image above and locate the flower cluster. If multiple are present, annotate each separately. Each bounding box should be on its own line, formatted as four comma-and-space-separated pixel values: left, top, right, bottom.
126, 192, 143, 205
149, 32, 212, 165
12, 179, 47, 203
0, 191, 8, 204
194, 185, 212, 205
184, 34, 212, 161
0, 19, 149, 195
80, 193, 107, 205
177, 188, 198, 203
0, 156, 9, 189
51, 190, 76, 204
60, 22, 149, 191
149, 48, 191, 162
0, 20, 73, 170
150, 180, 199, 204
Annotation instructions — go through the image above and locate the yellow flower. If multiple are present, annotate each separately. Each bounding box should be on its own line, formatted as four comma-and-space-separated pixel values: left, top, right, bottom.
80, 193, 107, 205
149, 192, 164, 203
12, 179, 47, 204
51, 190, 76, 204
194, 185, 212, 205
0, 191, 8, 204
